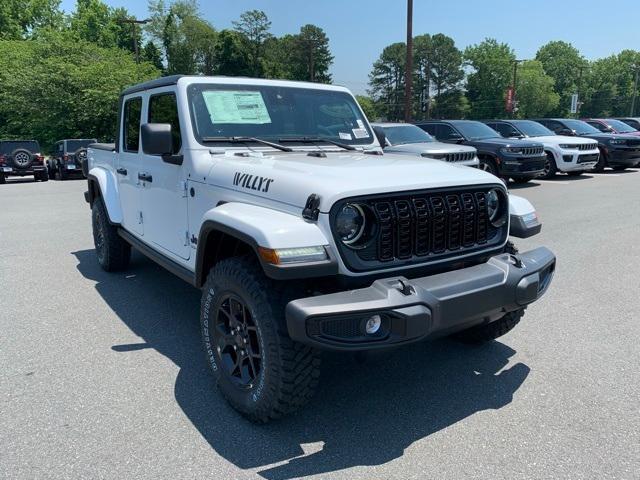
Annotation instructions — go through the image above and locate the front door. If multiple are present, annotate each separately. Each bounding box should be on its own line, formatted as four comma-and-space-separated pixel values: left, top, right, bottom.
118, 96, 143, 236
139, 90, 190, 260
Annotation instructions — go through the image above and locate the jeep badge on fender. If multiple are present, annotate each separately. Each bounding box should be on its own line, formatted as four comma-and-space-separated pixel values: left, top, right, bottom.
84, 75, 555, 423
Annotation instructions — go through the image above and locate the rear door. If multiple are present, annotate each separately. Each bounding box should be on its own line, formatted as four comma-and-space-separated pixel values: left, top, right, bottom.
117, 95, 144, 236
139, 90, 190, 260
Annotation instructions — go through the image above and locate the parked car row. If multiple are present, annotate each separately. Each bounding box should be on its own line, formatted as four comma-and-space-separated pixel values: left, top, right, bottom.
372, 117, 640, 183
0, 138, 94, 184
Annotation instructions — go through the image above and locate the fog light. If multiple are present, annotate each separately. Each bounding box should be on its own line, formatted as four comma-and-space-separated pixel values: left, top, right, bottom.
365, 315, 382, 334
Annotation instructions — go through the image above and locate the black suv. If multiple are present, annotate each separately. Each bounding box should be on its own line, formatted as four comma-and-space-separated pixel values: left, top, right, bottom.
532, 118, 640, 171
48, 139, 97, 180
0, 140, 48, 184
416, 120, 545, 183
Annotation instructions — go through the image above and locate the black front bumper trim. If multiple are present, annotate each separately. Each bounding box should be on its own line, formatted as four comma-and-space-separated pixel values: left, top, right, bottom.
286, 247, 555, 350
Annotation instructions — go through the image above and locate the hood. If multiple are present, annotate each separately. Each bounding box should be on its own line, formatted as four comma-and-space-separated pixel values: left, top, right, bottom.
466, 137, 544, 149
577, 132, 640, 142
527, 135, 597, 146
385, 142, 476, 155
204, 149, 501, 212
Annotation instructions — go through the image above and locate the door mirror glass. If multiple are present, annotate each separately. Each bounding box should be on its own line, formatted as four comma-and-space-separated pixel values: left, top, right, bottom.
141, 123, 173, 156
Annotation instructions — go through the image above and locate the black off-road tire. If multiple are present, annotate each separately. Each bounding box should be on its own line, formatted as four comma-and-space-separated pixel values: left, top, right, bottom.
10, 148, 33, 169
47, 162, 56, 180
566, 171, 583, 177
540, 151, 557, 179
37, 171, 48, 182
478, 156, 498, 177
612, 166, 627, 172
91, 197, 131, 272
57, 164, 68, 181
200, 255, 320, 423
511, 177, 531, 184
0, 174, 5, 184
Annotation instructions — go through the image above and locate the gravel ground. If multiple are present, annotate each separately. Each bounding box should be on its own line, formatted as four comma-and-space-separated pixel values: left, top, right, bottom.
1, 170, 639, 480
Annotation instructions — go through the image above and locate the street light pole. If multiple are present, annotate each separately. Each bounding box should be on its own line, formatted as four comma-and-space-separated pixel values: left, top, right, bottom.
118, 18, 150, 63
630, 65, 639, 117
403, 0, 413, 122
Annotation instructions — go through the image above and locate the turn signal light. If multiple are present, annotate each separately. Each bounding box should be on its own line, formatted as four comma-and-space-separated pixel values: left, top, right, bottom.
258, 246, 327, 265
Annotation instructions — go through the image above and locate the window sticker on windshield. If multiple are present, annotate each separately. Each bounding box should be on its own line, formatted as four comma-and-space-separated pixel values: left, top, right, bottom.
202, 91, 272, 124
352, 128, 369, 139
356, 119, 365, 129
339, 132, 352, 140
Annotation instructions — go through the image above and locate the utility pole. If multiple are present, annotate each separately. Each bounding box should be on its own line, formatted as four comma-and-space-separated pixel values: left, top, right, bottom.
118, 18, 150, 63
403, 0, 413, 122
630, 65, 639, 116
511, 59, 524, 118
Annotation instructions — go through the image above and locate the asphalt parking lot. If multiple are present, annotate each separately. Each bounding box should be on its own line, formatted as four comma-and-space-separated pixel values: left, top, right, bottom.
2, 171, 639, 480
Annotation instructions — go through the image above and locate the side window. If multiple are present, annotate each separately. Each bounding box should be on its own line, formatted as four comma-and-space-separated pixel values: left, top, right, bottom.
418, 124, 437, 137
438, 124, 458, 140
587, 121, 608, 132
541, 120, 560, 133
148, 93, 182, 154
123, 97, 142, 152
495, 123, 519, 137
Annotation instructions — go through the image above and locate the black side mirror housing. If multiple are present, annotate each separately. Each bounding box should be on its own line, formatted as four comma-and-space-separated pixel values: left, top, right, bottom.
372, 126, 387, 148
558, 128, 574, 136
141, 123, 173, 156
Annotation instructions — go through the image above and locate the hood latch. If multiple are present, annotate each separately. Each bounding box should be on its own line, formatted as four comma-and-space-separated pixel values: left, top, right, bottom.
302, 193, 321, 221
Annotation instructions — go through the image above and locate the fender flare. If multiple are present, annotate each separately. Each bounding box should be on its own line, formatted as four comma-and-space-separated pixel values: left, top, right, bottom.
195, 202, 335, 285
87, 167, 123, 225
509, 194, 541, 238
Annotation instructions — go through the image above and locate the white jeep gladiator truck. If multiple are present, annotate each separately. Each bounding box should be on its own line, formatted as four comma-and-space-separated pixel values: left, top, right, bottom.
85, 75, 555, 422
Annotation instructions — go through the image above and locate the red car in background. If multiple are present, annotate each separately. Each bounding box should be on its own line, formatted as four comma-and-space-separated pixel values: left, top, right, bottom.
582, 118, 640, 136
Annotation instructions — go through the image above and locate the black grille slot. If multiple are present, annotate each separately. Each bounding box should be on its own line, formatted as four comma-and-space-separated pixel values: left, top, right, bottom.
475, 192, 488, 243
412, 198, 430, 255
430, 196, 447, 253
445, 152, 474, 162
461, 193, 476, 247
375, 202, 394, 261
446, 195, 462, 250
394, 200, 413, 259
577, 143, 597, 151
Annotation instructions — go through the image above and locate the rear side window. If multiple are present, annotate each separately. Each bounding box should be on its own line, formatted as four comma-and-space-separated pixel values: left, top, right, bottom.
493, 123, 520, 137
438, 124, 459, 140
123, 97, 142, 152
418, 123, 437, 136
148, 93, 182, 154
587, 121, 608, 133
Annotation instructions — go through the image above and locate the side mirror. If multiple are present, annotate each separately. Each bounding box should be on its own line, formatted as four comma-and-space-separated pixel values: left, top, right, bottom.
558, 128, 574, 136
141, 123, 173, 156
448, 132, 464, 143
372, 126, 387, 148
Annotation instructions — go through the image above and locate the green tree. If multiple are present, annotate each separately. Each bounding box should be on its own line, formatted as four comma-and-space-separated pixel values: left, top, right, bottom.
513, 60, 559, 118
0, 33, 159, 150
464, 38, 515, 118
355, 95, 379, 121
213, 29, 251, 76
142, 40, 164, 71
232, 10, 272, 77
368, 42, 406, 121
535, 41, 588, 116
294, 24, 333, 82
0, 0, 63, 39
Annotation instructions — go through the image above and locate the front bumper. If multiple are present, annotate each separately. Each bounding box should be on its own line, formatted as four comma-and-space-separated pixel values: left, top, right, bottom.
286, 247, 556, 351
607, 147, 640, 166
499, 155, 546, 178
556, 150, 599, 172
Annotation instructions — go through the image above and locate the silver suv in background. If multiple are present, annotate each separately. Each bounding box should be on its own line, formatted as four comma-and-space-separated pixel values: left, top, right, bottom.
372, 123, 479, 167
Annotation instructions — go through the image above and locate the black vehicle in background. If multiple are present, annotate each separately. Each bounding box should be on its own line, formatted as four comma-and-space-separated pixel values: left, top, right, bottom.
416, 120, 546, 183
532, 118, 640, 171
0, 140, 48, 184
48, 139, 97, 180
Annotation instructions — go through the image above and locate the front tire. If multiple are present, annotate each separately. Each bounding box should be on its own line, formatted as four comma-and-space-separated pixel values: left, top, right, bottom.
594, 150, 607, 172
478, 157, 498, 177
540, 151, 557, 179
91, 197, 131, 271
200, 256, 320, 423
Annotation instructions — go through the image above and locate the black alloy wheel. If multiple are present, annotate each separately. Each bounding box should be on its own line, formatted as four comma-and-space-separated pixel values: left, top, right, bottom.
214, 294, 262, 389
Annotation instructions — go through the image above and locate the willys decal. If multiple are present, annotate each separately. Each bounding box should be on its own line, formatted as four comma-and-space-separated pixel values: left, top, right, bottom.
233, 172, 275, 193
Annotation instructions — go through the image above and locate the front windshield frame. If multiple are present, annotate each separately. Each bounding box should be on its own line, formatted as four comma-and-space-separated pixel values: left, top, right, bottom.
186, 83, 375, 148
511, 120, 555, 137
454, 121, 501, 141
562, 119, 601, 135
605, 119, 637, 133
382, 124, 434, 145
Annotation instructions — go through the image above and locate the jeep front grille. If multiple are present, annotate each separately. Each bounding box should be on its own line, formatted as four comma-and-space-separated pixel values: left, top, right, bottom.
444, 152, 475, 162
577, 143, 598, 151
331, 186, 507, 272
520, 147, 544, 156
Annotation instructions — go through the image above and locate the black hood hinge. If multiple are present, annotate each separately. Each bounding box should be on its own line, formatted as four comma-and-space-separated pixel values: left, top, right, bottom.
302, 193, 321, 221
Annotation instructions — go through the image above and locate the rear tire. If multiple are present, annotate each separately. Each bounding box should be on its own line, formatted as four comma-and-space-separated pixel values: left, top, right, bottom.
58, 164, 68, 181
478, 157, 498, 177
37, 171, 48, 182
593, 150, 607, 172
91, 197, 131, 272
200, 255, 320, 423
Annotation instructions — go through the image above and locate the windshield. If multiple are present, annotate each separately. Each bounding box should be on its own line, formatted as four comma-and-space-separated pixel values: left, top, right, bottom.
382, 125, 433, 145
67, 140, 96, 151
455, 122, 500, 141
606, 119, 637, 133
187, 83, 374, 147
512, 120, 555, 137
563, 119, 600, 135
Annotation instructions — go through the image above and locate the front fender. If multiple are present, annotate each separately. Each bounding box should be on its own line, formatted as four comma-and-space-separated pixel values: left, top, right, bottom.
196, 202, 335, 284
509, 195, 541, 238
88, 167, 122, 224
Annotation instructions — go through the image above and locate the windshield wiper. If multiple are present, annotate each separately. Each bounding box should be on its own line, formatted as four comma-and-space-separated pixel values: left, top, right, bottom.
278, 136, 357, 151
201, 136, 292, 152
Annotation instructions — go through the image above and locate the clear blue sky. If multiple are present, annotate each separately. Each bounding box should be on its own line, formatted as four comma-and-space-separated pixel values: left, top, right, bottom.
59, 0, 640, 94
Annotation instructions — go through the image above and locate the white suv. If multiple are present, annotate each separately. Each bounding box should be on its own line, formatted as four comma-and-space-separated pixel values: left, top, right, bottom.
85, 75, 555, 422
484, 120, 599, 178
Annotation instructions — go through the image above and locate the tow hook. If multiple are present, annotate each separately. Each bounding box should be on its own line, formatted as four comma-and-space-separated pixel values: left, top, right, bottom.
508, 254, 523, 268
397, 279, 415, 296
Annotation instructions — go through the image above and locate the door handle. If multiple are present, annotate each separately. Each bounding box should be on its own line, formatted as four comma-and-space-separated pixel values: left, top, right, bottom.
138, 172, 153, 183
116, 167, 127, 175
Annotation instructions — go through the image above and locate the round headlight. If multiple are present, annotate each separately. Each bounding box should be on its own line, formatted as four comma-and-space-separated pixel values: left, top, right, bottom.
486, 189, 506, 226
335, 204, 365, 245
